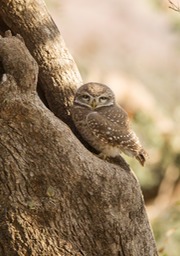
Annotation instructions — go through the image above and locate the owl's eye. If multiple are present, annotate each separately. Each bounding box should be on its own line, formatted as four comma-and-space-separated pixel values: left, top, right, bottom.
99, 96, 109, 103
81, 94, 90, 101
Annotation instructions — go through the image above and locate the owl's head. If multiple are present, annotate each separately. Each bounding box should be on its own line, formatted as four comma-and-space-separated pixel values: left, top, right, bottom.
73, 82, 115, 110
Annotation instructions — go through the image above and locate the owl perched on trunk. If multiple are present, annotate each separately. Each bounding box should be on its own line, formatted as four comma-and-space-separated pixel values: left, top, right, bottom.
71, 82, 148, 166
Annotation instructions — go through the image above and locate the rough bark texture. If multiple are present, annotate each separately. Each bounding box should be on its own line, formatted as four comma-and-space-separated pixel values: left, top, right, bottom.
0, 1, 158, 255
0, 0, 82, 126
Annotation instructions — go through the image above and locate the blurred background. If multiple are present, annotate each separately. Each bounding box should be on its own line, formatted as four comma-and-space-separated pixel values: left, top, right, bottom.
45, 0, 180, 254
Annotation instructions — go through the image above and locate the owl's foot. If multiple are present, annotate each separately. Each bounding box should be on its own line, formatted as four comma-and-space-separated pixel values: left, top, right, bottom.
98, 152, 108, 160
97, 152, 131, 171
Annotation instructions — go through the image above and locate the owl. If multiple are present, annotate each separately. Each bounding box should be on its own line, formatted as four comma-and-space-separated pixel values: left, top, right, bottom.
71, 82, 148, 166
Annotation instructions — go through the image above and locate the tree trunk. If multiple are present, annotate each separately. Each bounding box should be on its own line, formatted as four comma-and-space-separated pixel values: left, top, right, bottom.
0, 1, 158, 255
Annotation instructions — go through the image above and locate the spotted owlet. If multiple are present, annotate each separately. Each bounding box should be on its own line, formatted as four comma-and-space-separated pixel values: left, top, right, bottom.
71, 82, 148, 166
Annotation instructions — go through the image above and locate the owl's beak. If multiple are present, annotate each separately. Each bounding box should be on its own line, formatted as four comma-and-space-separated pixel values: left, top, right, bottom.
91, 99, 97, 109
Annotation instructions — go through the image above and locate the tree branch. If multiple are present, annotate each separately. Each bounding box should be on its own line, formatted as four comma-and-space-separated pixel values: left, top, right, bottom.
169, 0, 180, 12
0, 1, 158, 255
0, 32, 158, 256
0, 0, 82, 126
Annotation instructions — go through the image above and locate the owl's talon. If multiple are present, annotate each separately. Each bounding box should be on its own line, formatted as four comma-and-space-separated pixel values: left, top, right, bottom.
98, 153, 107, 160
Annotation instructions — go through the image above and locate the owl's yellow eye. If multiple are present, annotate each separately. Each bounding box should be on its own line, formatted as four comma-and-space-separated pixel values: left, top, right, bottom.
99, 96, 109, 102
82, 94, 90, 101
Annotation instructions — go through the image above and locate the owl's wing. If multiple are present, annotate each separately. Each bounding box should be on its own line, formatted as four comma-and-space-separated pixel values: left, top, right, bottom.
86, 105, 142, 153
100, 104, 130, 129
87, 104, 130, 133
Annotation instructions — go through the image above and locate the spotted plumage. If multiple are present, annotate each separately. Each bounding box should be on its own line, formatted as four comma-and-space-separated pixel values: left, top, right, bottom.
71, 82, 148, 166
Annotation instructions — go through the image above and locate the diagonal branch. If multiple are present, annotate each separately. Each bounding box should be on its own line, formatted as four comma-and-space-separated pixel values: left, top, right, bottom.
169, 0, 180, 12
0, 0, 82, 126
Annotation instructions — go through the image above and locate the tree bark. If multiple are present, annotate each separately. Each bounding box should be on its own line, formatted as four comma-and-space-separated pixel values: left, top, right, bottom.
0, 0, 82, 126
0, 1, 158, 255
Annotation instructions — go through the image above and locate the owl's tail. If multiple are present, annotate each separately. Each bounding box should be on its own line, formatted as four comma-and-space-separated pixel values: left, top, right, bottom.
136, 149, 148, 166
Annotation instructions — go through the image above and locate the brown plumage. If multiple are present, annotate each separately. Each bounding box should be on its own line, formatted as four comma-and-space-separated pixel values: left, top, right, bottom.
71, 82, 148, 166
